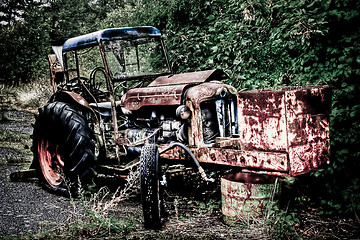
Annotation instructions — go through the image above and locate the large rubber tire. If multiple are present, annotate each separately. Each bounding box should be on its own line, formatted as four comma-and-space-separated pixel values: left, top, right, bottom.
140, 144, 163, 229
32, 101, 95, 197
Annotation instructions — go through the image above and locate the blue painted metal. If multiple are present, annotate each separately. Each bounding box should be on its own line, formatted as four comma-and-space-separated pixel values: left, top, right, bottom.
62, 26, 161, 52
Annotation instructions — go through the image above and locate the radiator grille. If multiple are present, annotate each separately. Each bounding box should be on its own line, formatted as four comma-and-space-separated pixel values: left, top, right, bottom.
201, 98, 238, 145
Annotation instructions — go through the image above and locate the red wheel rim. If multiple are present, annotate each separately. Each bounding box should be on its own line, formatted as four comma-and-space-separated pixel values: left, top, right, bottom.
38, 137, 65, 187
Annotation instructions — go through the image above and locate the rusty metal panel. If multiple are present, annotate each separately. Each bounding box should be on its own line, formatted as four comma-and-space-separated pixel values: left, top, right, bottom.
158, 145, 288, 172
283, 86, 332, 115
121, 85, 184, 110
238, 90, 288, 152
137, 84, 330, 176
187, 103, 202, 146
186, 82, 238, 108
196, 147, 288, 172
148, 69, 228, 87
285, 86, 331, 175
238, 86, 331, 176
48, 54, 63, 78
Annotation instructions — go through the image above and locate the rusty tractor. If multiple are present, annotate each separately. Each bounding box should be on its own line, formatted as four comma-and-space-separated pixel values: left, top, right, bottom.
29, 26, 331, 229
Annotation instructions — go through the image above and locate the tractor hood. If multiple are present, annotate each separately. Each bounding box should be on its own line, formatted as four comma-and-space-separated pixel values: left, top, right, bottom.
121, 69, 228, 110
148, 69, 227, 87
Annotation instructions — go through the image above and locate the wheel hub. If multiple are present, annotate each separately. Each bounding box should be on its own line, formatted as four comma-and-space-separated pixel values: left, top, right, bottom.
38, 137, 64, 187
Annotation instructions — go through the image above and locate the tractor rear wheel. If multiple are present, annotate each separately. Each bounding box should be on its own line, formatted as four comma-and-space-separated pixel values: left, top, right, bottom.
140, 144, 163, 229
32, 102, 95, 196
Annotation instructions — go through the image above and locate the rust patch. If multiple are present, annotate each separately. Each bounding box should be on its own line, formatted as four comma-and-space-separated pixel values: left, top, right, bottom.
195, 147, 288, 172
285, 86, 331, 175
158, 144, 288, 173
238, 90, 287, 152
284, 86, 332, 115
186, 82, 237, 109
221, 173, 281, 221
121, 85, 184, 110
115, 138, 130, 146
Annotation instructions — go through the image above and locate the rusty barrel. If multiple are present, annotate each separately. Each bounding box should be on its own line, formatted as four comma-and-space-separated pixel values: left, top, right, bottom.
221, 172, 281, 223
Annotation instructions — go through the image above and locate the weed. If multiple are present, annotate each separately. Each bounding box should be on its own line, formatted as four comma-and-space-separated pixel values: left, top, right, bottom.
68, 169, 138, 238
179, 213, 193, 221
198, 198, 220, 214
89, 164, 140, 213
265, 201, 301, 240
0, 84, 17, 121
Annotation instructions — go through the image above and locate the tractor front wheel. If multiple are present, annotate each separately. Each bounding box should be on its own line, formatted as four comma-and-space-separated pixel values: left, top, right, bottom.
140, 144, 163, 229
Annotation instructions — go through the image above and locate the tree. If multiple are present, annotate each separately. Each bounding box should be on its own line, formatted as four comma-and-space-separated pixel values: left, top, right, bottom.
0, 0, 51, 85
0, 0, 127, 84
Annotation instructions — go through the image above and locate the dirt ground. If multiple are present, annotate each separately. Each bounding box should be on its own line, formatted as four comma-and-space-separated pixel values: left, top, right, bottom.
0, 108, 359, 239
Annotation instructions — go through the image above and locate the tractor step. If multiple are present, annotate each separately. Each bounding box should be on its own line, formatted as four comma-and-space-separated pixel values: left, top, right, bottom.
10, 169, 37, 182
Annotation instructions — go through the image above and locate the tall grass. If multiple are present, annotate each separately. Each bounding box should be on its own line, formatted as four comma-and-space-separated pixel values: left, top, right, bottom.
16, 77, 53, 109
27, 167, 140, 239
0, 77, 52, 113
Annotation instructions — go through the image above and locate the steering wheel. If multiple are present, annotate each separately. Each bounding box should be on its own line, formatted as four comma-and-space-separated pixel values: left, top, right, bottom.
90, 67, 107, 93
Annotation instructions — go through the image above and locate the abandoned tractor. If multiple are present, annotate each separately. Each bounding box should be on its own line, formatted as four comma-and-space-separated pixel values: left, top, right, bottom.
30, 26, 331, 229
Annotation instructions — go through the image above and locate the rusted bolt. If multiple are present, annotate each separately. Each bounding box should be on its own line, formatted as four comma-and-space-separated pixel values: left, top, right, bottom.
210, 153, 216, 161
240, 156, 246, 163
267, 160, 271, 164
229, 154, 236, 162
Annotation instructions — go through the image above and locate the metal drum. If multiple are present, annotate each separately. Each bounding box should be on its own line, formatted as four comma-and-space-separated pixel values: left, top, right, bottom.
221, 172, 281, 223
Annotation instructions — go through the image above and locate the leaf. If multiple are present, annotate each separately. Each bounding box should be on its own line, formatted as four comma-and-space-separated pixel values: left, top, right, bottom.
211, 46, 218, 53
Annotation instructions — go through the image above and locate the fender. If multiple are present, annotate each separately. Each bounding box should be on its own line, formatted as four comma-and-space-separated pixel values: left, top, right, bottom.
49, 91, 106, 158
49, 91, 92, 110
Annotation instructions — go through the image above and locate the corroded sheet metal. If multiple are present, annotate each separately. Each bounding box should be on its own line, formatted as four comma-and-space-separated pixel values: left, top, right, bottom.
285, 86, 331, 175
221, 173, 281, 221
148, 69, 228, 87
186, 82, 237, 108
238, 90, 287, 152
195, 147, 288, 172
238, 86, 331, 176
52, 91, 92, 110
158, 145, 288, 172
48, 54, 63, 79
187, 103, 202, 146
121, 84, 184, 110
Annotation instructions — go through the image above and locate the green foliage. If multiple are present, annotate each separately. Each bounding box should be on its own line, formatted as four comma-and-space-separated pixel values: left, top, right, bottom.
266, 203, 301, 240
0, 2, 50, 85
0, 0, 126, 84
80, 210, 134, 236
0, 129, 25, 142
198, 198, 221, 214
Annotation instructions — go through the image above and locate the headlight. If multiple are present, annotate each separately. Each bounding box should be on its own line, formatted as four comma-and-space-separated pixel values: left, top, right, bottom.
176, 105, 191, 120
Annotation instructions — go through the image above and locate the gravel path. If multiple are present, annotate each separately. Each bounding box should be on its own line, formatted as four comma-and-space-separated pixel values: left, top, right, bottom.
0, 110, 77, 237
0, 165, 76, 237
